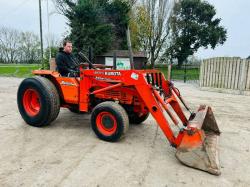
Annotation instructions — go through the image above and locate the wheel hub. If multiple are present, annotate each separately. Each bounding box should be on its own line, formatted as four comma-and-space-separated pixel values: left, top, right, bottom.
96, 111, 117, 136
102, 115, 114, 129
23, 89, 41, 116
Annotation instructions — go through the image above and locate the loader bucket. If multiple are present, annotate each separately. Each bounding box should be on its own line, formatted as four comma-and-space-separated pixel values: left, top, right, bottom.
175, 105, 221, 175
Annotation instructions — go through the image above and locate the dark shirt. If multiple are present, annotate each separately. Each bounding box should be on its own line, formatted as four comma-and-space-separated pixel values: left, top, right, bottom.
55, 48, 78, 76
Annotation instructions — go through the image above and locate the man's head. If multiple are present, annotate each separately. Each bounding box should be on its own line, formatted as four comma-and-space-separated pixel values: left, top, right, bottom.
63, 40, 72, 54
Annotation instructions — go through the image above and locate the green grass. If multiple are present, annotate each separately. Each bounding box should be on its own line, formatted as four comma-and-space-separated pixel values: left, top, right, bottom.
0, 64, 41, 78
0, 64, 200, 81
156, 67, 200, 81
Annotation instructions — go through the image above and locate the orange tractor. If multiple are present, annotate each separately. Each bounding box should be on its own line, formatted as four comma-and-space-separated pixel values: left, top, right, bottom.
17, 55, 221, 175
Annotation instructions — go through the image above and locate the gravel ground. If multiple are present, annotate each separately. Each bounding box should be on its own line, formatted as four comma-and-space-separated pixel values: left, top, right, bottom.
0, 77, 250, 187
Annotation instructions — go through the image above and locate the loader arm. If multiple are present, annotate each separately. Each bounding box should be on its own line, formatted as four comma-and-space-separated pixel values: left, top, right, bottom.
134, 71, 221, 175
135, 83, 184, 147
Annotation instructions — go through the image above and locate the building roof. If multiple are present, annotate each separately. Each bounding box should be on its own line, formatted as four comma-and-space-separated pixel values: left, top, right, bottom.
97, 50, 147, 58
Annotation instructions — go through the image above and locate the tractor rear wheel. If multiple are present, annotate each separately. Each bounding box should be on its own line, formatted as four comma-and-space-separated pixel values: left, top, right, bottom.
129, 112, 149, 124
17, 76, 60, 127
91, 101, 129, 142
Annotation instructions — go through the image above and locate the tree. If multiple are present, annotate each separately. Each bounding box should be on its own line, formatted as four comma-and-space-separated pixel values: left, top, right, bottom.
19, 31, 40, 64
53, 0, 131, 55
166, 0, 227, 67
105, 0, 131, 50
132, 0, 174, 68
0, 44, 3, 63
130, 6, 151, 51
0, 27, 20, 63
0, 27, 41, 64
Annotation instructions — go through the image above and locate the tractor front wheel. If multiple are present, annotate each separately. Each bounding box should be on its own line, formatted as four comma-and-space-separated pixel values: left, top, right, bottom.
91, 102, 129, 142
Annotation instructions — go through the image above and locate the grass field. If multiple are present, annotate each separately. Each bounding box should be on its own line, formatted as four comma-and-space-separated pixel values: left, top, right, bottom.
0, 64, 200, 81
157, 67, 200, 81
0, 64, 41, 78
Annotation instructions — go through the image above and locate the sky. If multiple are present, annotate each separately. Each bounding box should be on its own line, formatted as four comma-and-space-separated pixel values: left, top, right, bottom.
196, 0, 250, 59
0, 0, 249, 59
0, 0, 68, 45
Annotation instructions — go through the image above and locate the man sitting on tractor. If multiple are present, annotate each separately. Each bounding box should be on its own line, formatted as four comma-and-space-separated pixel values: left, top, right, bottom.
56, 40, 79, 77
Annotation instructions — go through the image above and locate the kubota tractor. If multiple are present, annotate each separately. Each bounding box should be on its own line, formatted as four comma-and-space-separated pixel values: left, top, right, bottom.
17, 54, 221, 175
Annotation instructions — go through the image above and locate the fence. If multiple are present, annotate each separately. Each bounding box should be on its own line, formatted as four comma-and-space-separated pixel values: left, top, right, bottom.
171, 64, 200, 84
200, 57, 250, 95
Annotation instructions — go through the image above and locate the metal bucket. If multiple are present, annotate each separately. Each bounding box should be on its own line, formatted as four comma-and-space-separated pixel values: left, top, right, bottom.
175, 105, 221, 175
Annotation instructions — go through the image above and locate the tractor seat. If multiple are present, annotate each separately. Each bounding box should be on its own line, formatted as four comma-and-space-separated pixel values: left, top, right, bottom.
50, 58, 57, 71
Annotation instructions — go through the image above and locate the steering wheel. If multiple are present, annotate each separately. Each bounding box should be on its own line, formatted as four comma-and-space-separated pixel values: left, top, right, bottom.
78, 52, 96, 69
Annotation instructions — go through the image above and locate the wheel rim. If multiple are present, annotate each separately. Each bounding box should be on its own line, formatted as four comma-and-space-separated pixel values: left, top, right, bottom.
96, 112, 117, 136
23, 89, 41, 116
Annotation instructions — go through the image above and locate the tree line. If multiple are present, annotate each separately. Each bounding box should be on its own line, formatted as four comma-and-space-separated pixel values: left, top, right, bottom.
0, 0, 227, 67
0, 26, 60, 65
53, 0, 227, 68
0, 27, 41, 64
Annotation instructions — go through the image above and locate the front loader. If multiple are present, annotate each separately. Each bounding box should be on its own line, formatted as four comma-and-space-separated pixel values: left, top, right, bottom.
17, 57, 221, 175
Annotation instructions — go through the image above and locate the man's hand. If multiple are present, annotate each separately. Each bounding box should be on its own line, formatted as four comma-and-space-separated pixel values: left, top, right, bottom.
68, 69, 80, 77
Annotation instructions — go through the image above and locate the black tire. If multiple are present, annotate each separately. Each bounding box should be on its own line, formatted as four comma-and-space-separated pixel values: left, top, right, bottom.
17, 76, 60, 127
129, 112, 149, 124
91, 101, 129, 142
